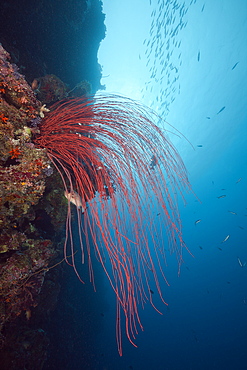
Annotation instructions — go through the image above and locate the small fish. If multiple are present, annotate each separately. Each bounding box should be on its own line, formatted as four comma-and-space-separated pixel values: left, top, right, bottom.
236, 177, 242, 183
238, 258, 243, 267
194, 219, 201, 226
231, 62, 239, 70
199, 246, 203, 250
206, 117, 211, 119
217, 106, 226, 115
228, 210, 237, 215
238, 226, 244, 230
149, 289, 154, 295
197, 51, 200, 61
64, 190, 85, 212
197, 145, 203, 147
150, 154, 158, 170
218, 247, 222, 251
221, 235, 230, 243
217, 195, 226, 199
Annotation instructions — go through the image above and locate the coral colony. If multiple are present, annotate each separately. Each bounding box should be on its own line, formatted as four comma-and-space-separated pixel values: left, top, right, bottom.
0, 44, 191, 355
34, 95, 191, 355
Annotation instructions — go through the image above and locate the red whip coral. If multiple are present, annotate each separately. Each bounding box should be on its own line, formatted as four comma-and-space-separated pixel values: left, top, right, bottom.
34, 94, 191, 355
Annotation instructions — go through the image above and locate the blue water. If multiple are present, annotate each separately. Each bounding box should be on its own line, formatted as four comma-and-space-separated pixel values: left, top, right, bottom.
48, 1, 247, 369
96, 1, 247, 369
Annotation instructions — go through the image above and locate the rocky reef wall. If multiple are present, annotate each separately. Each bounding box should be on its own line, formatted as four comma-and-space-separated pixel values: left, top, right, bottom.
0, 1, 106, 368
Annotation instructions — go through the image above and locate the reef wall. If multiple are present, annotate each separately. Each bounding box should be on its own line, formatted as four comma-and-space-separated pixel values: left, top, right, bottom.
0, 1, 106, 368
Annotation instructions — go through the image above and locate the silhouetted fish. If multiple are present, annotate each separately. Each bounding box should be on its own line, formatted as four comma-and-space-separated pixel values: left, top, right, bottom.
150, 154, 158, 169
217, 106, 225, 114
231, 62, 239, 70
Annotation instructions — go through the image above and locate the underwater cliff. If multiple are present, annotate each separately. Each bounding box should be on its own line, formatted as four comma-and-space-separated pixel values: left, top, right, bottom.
0, 1, 106, 368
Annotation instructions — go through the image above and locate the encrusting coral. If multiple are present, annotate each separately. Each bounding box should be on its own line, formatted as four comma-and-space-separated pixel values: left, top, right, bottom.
0, 44, 68, 353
